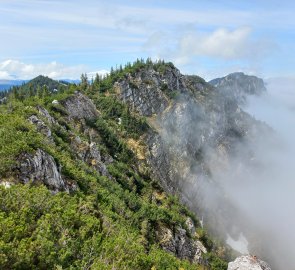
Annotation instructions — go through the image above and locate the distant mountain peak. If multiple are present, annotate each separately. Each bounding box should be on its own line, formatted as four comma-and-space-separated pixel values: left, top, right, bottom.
209, 72, 266, 105
22, 74, 68, 91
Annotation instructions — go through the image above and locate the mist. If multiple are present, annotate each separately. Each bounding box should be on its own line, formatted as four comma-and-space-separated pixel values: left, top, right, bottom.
230, 77, 295, 269
157, 77, 295, 269
210, 77, 295, 269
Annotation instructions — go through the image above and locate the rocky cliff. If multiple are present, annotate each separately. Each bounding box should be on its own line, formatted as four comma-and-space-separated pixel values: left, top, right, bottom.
113, 62, 272, 266
115, 63, 267, 200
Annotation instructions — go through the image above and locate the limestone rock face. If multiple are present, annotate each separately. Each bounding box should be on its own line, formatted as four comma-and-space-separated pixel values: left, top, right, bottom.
228, 255, 271, 270
155, 222, 207, 263
16, 149, 69, 192
61, 91, 99, 120
116, 65, 188, 116
118, 67, 267, 201
145, 131, 178, 194
185, 217, 196, 235
87, 142, 109, 176
70, 136, 110, 177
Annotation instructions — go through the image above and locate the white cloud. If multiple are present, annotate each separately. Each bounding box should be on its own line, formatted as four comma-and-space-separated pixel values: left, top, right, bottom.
143, 26, 276, 74
176, 27, 275, 64
0, 59, 107, 80
87, 70, 109, 79
0, 71, 11, 80
194, 27, 251, 59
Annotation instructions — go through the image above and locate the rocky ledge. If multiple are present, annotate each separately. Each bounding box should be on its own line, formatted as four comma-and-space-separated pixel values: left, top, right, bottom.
16, 149, 71, 192
60, 91, 99, 120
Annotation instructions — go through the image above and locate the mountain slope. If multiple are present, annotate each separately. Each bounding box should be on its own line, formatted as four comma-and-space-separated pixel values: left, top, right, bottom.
0, 59, 271, 269
0, 60, 232, 270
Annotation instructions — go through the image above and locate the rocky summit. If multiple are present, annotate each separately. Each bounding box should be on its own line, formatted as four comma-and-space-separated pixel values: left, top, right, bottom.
0, 59, 272, 270
209, 72, 266, 105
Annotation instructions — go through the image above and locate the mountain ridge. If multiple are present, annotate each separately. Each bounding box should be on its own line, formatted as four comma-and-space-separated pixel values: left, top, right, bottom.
0, 59, 271, 270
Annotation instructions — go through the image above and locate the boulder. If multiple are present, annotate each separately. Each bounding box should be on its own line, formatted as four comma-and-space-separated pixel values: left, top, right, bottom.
60, 91, 99, 120
16, 149, 69, 192
228, 255, 271, 270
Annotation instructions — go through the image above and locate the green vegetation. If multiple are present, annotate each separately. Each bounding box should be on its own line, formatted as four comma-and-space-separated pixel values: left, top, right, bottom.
0, 102, 43, 175
0, 60, 228, 270
7, 75, 70, 102
94, 95, 149, 138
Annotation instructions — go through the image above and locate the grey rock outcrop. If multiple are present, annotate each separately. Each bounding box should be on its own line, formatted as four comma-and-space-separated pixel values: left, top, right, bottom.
87, 142, 109, 176
16, 149, 69, 192
155, 222, 207, 263
185, 217, 196, 235
70, 136, 110, 176
60, 91, 99, 120
115, 65, 188, 116
0, 97, 7, 104
145, 131, 179, 194
228, 255, 271, 270
37, 106, 57, 125
28, 115, 52, 139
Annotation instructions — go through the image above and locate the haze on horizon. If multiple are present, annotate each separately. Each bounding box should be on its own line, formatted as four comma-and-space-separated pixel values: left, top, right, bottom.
0, 0, 295, 81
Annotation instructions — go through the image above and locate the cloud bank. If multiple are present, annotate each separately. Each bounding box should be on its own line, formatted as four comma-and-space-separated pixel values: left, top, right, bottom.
202, 78, 295, 269
0, 59, 107, 80
143, 26, 276, 76
222, 78, 295, 269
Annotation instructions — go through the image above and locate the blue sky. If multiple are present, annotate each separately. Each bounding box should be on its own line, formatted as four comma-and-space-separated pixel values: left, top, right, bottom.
0, 0, 294, 80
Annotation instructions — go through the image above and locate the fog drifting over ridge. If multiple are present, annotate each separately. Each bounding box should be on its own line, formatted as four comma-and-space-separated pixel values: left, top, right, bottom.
222, 77, 295, 269
157, 75, 295, 269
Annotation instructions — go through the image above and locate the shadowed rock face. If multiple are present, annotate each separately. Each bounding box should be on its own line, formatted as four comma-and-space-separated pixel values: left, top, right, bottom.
61, 91, 99, 120
16, 149, 69, 192
228, 255, 271, 270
